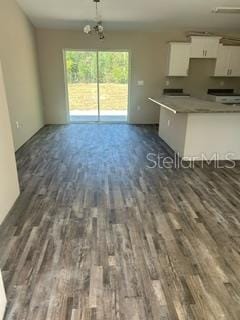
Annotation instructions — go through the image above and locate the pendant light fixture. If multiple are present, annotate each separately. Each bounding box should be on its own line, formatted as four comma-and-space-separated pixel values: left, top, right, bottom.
83, 0, 105, 40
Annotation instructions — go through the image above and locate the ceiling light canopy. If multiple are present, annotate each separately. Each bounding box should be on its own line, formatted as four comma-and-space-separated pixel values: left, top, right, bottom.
83, 0, 105, 40
212, 7, 240, 14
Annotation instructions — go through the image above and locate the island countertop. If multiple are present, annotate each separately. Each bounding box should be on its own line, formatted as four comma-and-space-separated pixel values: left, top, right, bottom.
148, 96, 240, 114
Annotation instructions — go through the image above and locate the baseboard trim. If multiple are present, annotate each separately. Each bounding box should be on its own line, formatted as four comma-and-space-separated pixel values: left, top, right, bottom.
15, 124, 45, 152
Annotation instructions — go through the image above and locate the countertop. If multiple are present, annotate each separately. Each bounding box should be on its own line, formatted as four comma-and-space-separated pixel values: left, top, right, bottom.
148, 96, 240, 114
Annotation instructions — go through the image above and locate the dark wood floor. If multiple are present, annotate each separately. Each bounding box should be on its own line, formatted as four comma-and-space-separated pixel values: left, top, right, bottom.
0, 124, 240, 320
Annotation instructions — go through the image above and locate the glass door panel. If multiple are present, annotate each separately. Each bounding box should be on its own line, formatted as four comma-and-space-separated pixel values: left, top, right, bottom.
98, 51, 129, 122
65, 51, 98, 122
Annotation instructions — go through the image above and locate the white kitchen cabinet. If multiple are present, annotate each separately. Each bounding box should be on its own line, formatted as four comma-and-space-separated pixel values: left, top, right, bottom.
214, 45, 240, 77
214, 45, 230, 76
167, 42, 191, 77
229, 47, 240, 77
190, 36, 221, 58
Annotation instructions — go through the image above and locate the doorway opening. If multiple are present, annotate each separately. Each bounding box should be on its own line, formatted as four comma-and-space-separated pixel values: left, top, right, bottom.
64, 50, 129, 122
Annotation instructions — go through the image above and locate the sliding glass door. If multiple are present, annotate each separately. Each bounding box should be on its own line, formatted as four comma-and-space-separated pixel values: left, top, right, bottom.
65, 51, 98, 122
65, 50, 129, 122
98, 51, 128, 122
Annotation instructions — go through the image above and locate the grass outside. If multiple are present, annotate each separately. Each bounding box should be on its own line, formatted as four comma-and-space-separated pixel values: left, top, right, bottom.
68, 83, 128, 111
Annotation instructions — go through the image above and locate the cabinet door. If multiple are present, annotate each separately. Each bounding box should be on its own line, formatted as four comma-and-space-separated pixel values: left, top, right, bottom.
167, 43, 190, 77
190, 36, 221, 58
229, 47, 240, 77
204, 38, 220, 58
190, 37, 205, 58
214, 45, 231, 76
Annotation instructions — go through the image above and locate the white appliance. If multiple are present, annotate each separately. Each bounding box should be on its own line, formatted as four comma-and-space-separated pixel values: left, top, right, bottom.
207, 89, 240, 105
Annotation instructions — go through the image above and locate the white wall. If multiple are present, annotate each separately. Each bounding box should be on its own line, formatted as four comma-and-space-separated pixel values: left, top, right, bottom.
0, 0, 44, 150
184, 113, 240, 160
36, 29, 171, 124
0, 62, 20, 225
0, 271, 6, 320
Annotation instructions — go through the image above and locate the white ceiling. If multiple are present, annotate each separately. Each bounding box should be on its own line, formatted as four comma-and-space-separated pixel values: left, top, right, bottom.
16, 0, 240, 31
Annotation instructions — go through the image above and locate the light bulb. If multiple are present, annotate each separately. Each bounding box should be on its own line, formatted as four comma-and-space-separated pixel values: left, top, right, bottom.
83, 25, 91, 34
98, 25, 104, 33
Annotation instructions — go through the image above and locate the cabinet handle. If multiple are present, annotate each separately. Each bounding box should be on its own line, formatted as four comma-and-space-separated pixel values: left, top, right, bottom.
205, 50, 207, 57
203, 50, 205, 57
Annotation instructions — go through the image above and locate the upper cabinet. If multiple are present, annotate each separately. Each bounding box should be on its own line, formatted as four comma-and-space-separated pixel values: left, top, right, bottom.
167, 42, 191, 77
230, 47, 240, 77
190, 36, 221, 58
167, 36, 240, 77
214, 45, 240, 77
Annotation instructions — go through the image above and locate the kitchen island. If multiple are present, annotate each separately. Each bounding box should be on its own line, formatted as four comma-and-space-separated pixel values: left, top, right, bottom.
149, 96, 240, 160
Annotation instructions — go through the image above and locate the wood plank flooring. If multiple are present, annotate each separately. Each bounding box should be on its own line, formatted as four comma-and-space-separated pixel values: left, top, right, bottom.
0, 124, 240, 320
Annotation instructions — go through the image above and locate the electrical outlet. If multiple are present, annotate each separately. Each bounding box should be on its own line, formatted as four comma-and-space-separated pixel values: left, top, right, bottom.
16, 121, 23, 129
220, 81, 225, 87
166, 80, 170, 86
137, 80, 144, 86
137, 106, 141, 111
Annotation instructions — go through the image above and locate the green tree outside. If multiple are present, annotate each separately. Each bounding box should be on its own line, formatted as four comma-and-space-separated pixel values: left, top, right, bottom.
66, 51, 128, 84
